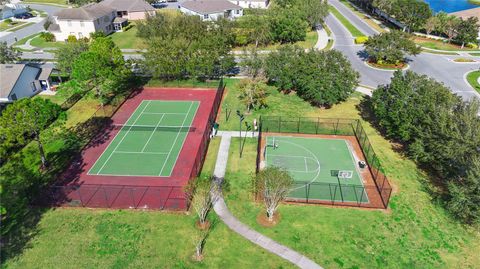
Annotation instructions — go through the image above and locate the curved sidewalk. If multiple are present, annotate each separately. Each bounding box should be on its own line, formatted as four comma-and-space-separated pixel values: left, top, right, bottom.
212, 133, 323, 269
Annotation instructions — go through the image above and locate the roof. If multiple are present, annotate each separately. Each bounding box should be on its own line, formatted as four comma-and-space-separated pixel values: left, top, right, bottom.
450, 7, 480, 21
0, 64, 48, 99
54, 3, 115, 20
100, 0, 155, 12
113, 17, 128, 23
181, 0, 242, 14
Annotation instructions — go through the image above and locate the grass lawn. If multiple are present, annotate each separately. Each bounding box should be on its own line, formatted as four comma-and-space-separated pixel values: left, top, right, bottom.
22, 0, 68, 5
470, 52, 480, 56
329, 5, 364, 37
110, 24, 145, 50
414, 37, 478, 51
0, 21, 27, 31
37, 93, 68, 106
29, 36, 66, 50
2, 208, 293, 269
145, 78, 221, 88
466, 70, 480, 94
221, 94, 480, 268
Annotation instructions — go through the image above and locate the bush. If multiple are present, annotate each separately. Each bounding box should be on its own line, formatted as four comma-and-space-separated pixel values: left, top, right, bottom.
123, 23, 133, 31
40, 32, 55, 42
67, 35, 77, 43
355, 36, 368, 44
466, 43, 478, 49
4, 19, 13, 24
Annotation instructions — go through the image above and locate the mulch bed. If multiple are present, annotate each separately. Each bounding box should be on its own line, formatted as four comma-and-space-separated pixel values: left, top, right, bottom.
257, 211, 281, 227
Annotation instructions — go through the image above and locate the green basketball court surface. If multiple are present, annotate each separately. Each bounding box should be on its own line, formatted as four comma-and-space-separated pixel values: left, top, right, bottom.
88, 100, 199, 177
264, 136, 369, 203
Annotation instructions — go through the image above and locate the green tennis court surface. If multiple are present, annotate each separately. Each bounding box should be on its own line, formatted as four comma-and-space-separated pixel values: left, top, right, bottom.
264, 136, 369, 203
88, 100, 199, 177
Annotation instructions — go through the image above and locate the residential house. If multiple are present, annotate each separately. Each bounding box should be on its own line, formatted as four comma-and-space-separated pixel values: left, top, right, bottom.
0, 64, 53, 105
229, 0, 268, 9
180, 0, 243, 21
0, 3, 28, 20
49, 3, 116, 41
450, 7, 480, 43
100, 0, 156, 20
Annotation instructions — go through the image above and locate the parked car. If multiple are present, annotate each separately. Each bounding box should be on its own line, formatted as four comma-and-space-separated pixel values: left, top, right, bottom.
14, 12, 34, 19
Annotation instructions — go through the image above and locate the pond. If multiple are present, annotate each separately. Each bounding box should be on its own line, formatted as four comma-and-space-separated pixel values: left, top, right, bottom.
424, 0, 479, 13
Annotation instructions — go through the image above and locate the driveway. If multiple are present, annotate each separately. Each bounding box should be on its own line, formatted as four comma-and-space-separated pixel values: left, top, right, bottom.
326, 0, 480, 100
0, 4, 63, 46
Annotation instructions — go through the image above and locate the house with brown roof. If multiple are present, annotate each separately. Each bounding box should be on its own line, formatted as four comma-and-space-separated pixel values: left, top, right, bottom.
180, 0, 243, 21
0, 64, 53, 105
100, 0, 156, 20
49, 3, 117, 41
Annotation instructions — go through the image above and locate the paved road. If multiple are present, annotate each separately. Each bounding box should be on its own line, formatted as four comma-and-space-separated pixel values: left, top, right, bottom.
327, 0, 480, 100
0, 4, 63, 46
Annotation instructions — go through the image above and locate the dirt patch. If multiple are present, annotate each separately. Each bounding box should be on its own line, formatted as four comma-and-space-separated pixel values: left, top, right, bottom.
257, 211, 281, 227
195, 220, 211, 230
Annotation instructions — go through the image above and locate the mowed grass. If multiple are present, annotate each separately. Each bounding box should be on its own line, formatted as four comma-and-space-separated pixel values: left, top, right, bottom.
414, 37, 478, 51
233, 30, 318, 51
29, 36, 66, 50
222, 95, 480, 268
2, 209, 293, 268
21, 0, 68, 5
110, 24, 145, 50
467, 70, 480, 94
218, 78, 363, 130
329, 5, 364, 37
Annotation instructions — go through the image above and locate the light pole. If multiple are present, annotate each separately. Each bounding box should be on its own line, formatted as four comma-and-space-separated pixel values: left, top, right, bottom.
236, 110, 244, 157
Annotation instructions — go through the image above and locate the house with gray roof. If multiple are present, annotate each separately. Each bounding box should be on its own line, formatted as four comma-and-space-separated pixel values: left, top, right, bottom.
49, 3, 117, 41
100, 0, 155, 20
0, 64, 53, 105
180, 0, 243, 21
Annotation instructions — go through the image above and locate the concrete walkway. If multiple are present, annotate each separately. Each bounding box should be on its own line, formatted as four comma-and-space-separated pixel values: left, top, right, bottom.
211, 133, 323, 269
315, 25, 330, 51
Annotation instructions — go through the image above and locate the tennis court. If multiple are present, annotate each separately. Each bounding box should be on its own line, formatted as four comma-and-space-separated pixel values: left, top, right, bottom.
88, 100, 199, 177
264, 136, 369, 203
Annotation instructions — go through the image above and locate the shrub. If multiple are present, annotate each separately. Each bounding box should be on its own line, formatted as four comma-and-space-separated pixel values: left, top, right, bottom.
67, 35, 78, 43
4, 19, 13, 24
466, 43, 478, 49
123, 23, 133, 31
40, 32, 55, 42
355, 36, 368, 44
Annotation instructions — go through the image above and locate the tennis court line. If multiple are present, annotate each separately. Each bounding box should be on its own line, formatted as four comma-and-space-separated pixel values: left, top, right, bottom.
114, 151, 169, 155
87, 100, 150, 175
141, 114, 165, 152
142, 112, 187, 115
158, 101, 197, 176
96, 101, 152, 175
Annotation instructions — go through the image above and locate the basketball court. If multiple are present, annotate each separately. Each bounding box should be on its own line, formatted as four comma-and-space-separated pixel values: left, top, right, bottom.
264, 135, 369, 203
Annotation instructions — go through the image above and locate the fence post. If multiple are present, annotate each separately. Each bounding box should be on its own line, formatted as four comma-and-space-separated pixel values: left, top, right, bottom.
297, 117, 300, 133
315, 117, 319, 134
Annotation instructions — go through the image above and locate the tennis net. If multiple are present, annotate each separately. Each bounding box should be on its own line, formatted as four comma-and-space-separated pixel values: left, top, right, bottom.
111, 124, 195, 132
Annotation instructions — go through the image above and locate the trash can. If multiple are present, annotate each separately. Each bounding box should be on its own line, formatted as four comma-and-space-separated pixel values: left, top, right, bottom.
358, 161, 366, 169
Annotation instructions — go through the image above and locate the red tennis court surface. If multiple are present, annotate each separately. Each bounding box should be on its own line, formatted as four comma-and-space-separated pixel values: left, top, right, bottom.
50, 86, 223, 210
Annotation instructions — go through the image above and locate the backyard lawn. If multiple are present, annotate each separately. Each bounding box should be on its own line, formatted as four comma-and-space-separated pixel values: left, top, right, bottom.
110, 24, 144, 50
221, 93, 480, 268
467, 70, 480, 94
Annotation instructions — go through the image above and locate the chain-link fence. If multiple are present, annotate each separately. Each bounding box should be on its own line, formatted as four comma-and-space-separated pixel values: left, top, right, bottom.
257, 116, 392, 209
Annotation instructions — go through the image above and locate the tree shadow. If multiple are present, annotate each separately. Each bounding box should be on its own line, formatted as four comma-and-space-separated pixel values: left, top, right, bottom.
357, 49, 370, 61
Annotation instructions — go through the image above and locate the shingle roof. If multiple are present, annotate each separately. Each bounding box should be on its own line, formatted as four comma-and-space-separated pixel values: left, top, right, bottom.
450, 7, 480, 21
181, 0, 242, 14
54, 3, 115, 20
100, 0, 155, 12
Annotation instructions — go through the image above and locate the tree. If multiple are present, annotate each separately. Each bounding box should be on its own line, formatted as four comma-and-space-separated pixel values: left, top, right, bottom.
268, 8, 308, 43
296, 0, 329, 29
239, 47, 264, 79
193, 224, 212, 261
256, 167, 293, 222
236, 14, 273, 47
139, 13, 234, 80
55, 39, 89, 75
444, 16, 460, 43
43, 17, 53, 31
447, 157, 480, 224
187, 177, 219, 228
392, 0, 431, 32
238, 79, 268, 112
265, 46, 359, 107
0, 42, 20, 64
454, 17, 479, 48
364, 30, 420, 64
0, 99, 63, 168
424, 16, 439, 36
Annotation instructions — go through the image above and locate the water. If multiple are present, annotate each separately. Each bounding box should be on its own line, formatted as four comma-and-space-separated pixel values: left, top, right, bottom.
424, 0, 479, 13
